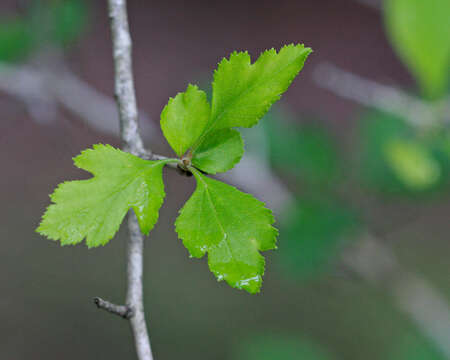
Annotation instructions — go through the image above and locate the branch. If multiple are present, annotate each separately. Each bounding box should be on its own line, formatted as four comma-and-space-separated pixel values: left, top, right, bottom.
0, 61, 178, 169
94, 297, 133, 319
49, 63, 157, 140
106, 1, 154, 359
313, 62, 450, 127
9, 18, 446, 355
312, 64, 450, 356
0, 62, 58, 124
342, 233, 450, 358
108, 1, 146, 157
53, 50, 448, 353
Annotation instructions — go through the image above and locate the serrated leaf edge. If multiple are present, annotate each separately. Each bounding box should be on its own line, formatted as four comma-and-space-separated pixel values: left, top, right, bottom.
174, 170, 278, 293
191, 129, 245, 174
36, 144, 176, 248
208, 43, 312, 131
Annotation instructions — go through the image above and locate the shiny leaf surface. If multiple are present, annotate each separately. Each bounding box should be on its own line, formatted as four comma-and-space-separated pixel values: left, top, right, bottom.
37, 144, 170, 247
175, 170, 278, 293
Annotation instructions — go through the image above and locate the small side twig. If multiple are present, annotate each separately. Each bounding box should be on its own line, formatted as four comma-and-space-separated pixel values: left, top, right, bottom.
94, 297, 133, 319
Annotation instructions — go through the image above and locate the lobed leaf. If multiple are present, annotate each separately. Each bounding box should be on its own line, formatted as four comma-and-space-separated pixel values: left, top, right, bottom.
37, 144, 170, 247
161, 84, 210, 157
160, 45, 311, 173
191, 129, 244, 174
206, 44, 312, 132
175, 170, 278, 293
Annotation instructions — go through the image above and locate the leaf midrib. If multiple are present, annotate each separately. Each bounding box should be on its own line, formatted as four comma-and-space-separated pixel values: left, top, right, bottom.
196, 173, 245, 277
55, 160, 166, 236
191, 48, 307, 151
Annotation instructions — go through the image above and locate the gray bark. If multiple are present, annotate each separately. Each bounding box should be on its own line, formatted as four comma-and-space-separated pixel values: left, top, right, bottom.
107, 1, 154, 359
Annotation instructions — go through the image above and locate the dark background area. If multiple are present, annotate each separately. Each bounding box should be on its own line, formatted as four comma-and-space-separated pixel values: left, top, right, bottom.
1, 1, 449, 359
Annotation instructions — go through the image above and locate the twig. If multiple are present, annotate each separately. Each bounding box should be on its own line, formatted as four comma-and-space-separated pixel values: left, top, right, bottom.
60, 48, 449, 353
0, 61, 157, 136
49, 64, 158, 140
108, 0, 146, 157
0, 63, 58, 124
312, 62, 450, 355
106, 1, 154, 359
94, 297, 133, 319
0, 62, 177, 171
7, 16, 446, 355
313, 62, 450, 127
392, 274, 450, 358
342, 233, 450, 358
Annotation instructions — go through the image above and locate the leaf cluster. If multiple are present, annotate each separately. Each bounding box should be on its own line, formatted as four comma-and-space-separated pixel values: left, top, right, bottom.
37, 44, 312, 293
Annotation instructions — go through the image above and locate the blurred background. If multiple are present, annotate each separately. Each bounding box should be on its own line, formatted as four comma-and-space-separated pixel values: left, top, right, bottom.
1, 0, 449, 359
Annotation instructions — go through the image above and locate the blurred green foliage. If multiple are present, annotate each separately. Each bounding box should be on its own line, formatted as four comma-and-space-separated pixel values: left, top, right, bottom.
233, 334, 333, 360
249, 1, 450, 347
388, 333, 446, 360
0, 0, 89, 64
359, 111, 450, 194
29, 0, 89, 47
279, 198, 358, 278
256, 104, 449, 283
0, 0, 446, 357
384, 0, 450, 100
384, 138, 441, 190
47, 0, 89, 46
263, 108, 340, 187
0, 17, 34, 63
251, 107, 359, 278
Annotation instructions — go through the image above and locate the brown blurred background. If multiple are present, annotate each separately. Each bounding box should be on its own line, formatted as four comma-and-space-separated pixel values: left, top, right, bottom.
1, 0, 449, 359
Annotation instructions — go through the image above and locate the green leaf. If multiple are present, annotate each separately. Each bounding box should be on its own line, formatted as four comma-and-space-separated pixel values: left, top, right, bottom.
384, 0, 450, 99
191, 129, 244, 174
0, 17, 34, 63
280, 198, 358, 278
175, 171, 278, 293
384, 139, 441, 190
161, 84, 210, 157
201, 44, 311, 138
37, 144, 171, 248
161, 45, 311, 174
